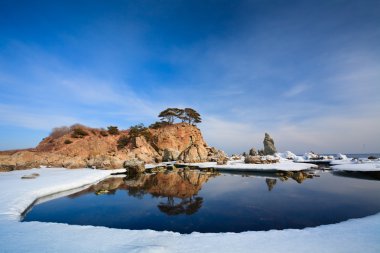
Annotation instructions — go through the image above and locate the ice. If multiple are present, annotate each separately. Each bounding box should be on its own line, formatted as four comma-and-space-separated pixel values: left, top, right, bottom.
332, 162, 380, 172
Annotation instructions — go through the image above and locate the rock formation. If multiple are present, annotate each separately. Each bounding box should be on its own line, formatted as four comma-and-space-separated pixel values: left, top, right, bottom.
124, 159, 146, 174
244, 155, 278, 164
207, 147, 228, 163
249, 148, 257, 156
263, 133, 277, 155
0, 123, 221, 170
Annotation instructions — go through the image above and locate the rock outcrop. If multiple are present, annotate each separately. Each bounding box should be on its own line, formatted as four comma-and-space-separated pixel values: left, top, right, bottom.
249, 148, 257, 156
124, 159, 146, 174
207, 147, 228, 163
244, 155, 279, 164
263, 133, 277, 155
0, 123, 218, 170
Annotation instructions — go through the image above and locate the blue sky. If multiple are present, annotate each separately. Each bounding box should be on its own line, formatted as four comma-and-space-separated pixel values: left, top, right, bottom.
0, 0, 379, 154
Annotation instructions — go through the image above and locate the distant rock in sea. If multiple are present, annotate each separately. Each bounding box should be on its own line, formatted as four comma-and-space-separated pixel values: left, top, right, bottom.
263, 133, 277, 155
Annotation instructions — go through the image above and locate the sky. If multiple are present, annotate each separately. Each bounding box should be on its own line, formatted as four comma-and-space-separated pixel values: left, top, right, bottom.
0, 0, 379, 154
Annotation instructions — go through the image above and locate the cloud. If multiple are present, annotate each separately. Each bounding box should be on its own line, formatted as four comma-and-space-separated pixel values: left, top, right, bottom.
283, 83, 310, 98
0, 104, 81, 131
199, 115, 262, 154
273, 114, 380, 154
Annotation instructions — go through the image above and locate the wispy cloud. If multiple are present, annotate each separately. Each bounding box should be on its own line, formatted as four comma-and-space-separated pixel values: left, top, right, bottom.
0, 104, 81, 130
283, 83, 310, 98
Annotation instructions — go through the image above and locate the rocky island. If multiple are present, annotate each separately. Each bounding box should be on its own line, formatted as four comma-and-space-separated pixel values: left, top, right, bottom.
0, 108, 225, 171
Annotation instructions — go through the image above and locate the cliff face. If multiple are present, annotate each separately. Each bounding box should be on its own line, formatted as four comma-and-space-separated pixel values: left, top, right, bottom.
0, 123, 213, 170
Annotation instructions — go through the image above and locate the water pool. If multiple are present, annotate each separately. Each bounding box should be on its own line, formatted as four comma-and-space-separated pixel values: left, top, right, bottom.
23, 170, 380, 234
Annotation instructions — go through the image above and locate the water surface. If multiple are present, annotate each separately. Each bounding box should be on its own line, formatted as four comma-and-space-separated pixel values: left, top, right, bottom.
23, 170, 380, 233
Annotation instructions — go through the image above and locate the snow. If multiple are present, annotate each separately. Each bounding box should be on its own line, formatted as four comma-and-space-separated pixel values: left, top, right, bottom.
336, 153, 349, 160
332, 162, 380, 172
275, 151, 298, 160
0, 167, 380, 253
184, 159, 317, 172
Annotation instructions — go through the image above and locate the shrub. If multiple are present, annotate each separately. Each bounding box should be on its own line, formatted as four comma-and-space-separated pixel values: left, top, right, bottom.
71, 128, 89, 138
50, 126, 71, 139
107, 126, 120, 135
64, 139, 73, 144
117, 124, 152, 149
129, 124, 152, 142
117, 135, 129, 149
99, 130, 109, 137
149, 121, 170, 129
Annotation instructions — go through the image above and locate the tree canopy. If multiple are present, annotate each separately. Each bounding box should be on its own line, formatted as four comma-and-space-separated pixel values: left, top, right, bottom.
158, 108, 202, 125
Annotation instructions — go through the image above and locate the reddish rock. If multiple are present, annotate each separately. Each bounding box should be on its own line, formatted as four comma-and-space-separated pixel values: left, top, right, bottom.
0, 123, 215, 170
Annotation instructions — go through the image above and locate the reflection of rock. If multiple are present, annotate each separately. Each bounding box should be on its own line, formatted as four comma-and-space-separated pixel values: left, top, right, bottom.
275, 171, 314, 183
69, 177, 126, 197
124, 170, 214, 198
158, 196, 203, 216
265, 178, 277, 191
263, 133, 277, 155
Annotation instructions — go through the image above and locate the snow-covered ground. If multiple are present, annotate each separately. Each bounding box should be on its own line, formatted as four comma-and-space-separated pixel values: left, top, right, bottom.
1, 168, 380, 253
182, 159, 317, 172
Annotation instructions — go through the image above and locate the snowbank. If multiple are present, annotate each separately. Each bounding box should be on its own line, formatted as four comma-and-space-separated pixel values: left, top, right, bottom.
275, 151, 298, 160
332, 162, 380, 172
0, 168, 379, 253
336, 153, 349, 160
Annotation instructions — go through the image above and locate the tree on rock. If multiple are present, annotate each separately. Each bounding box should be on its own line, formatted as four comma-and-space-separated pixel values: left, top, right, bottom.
183, 108, 201, 125
158, 108, 182, 123
158, 107, 202, 125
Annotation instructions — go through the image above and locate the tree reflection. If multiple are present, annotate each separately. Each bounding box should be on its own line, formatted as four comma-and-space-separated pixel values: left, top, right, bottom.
123, 170, 216, 215
158, 196, 203, 215
265, 178, 277, 191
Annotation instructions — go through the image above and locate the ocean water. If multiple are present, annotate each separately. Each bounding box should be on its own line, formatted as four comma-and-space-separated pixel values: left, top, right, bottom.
23, 169, 380, 233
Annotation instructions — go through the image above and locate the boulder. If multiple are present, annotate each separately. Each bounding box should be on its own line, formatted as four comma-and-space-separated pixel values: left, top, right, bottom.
263, 133, 277, 155
162, 148, 180, 162
216, 156, 228, 165
123, 159, 146, 174
244, 155, 279, 164
86, 155, 124, 169
179, 144, 208, 163
21, 173, 40, 179
244, 155, 262, 164
249, 148, 257, 156
207, 147, 228, 162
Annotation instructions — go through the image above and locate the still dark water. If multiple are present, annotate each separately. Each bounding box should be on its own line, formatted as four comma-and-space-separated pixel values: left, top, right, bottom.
23, 170, 380, 234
